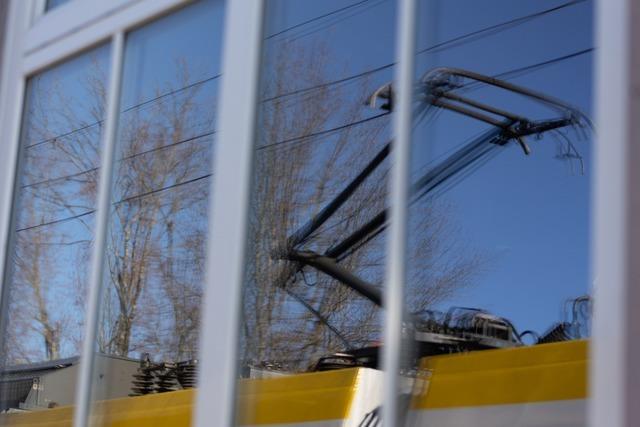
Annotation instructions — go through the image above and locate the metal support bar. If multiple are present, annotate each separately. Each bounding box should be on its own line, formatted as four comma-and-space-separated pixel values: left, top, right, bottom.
431, 98, 514, 129
324, 113, 575, 262
437, 90, 528, 122
326, 211, 386, 260
288, 250, 383, 306
287, 143, 391, 248
326, 128, 503, 260
73, 31, 124, 427
423, 67, 588, 120
284, 287, 352, 348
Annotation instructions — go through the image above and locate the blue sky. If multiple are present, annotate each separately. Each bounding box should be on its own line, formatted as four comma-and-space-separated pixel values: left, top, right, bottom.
264, 0, 594, 336
411, 0, 593, 335
7, 0, 594, 365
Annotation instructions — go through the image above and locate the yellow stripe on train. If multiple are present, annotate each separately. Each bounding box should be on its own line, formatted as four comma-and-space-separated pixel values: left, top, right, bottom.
412, 339, 588, 409
0, 340, 588, 426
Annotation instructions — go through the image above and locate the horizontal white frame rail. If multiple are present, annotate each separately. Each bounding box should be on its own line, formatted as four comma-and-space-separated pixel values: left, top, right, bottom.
23, 0, 193, 76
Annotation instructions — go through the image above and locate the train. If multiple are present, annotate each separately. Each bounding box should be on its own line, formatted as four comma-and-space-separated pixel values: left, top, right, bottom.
0, 339, 587, 426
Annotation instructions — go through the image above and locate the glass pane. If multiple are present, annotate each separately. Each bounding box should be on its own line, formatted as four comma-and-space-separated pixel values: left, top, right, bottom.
0, 44, 110, 414
88, 0, 224, 423
234, 1, 397, 425
45, 0, 71, 12
401, 1, 593, 425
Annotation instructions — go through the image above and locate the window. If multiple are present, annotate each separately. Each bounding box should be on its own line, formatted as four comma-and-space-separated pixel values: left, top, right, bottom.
0, 0, 227, 423
87, 0, 225, 419
0, 43, 111, 411
233, 0, 397, 423
0, 0, 636, 426
229, 0, 594, 425
399, 1, 593, 424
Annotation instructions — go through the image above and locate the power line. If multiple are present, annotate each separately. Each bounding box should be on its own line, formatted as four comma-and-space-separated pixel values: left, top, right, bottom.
265, 0, 372, 40
416, 0, 587, 55
258, 46, 593, 152
26, 74, 221, 150
456, 47, 594, 94
488, 47, 594, 81
24, 103, 382, 192
257, 112, 390, 151
16, 46, 594, 232
16, 210, 94, 233
22, 167, 98, 190
21, 130, 216, 190
15, 3, 593, 231
24, 0, 585, 149
120, 130, 215, 162
120, 74, 221, 114
26, 121, 102, 150
17, 112, 390, 231
116, 173, 211, 205
277, 0, 389, 45
27, 0, 371, 150
263, 63, 394, 103
17, 173, 213, 233
262, 0, 587, 104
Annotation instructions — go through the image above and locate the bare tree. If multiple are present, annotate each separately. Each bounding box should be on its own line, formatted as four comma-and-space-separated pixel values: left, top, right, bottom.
239, 41, 482, 371
4, 39, 481, 371
100, 65, 214, 358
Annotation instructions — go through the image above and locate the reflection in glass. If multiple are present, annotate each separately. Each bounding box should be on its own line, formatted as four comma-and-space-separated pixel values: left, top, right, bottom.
89, 0, 224, 415
46, 0, 72, 12
235, 1, 396, 425
400, 1, 593, 425
0, 44, 110, 412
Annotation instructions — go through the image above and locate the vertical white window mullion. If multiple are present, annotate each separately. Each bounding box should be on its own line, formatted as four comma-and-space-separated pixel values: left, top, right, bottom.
0, 0, 31, 354
591, 0, 640, 426
195, 0, 264, 426
382, 0, 417, 425
73, 31, 125, 427
30, 0, 46, 24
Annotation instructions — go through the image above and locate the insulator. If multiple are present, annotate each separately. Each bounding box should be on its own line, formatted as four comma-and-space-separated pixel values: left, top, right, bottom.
154, 363, 180, 393
177, 359, 198, 389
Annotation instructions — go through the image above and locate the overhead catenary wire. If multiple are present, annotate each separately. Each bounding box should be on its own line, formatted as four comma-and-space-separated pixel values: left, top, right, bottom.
24, 110, 384, 193
21, 130, 216, 190
16, 173, 212, 233
21, 109, 385, 196
25, 74, 221, 150
256, 112, 390, 151
260, 47, 594, 154
18, 110, 388, 232
459, 47, 595, 93
17, 47, 594, 233
26, 0, 588, 149
275, 0, 389, 45
15, 210, 95, 233
264, 0, 374, 40
262, 0, 589, 104
17, 1, 593, 234
416, 0, 587, 55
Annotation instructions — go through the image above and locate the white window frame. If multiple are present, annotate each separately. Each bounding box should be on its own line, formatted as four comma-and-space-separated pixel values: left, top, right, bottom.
590, 0, 640, 426
0, 1, 205, 425
0, 0, 632, 426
